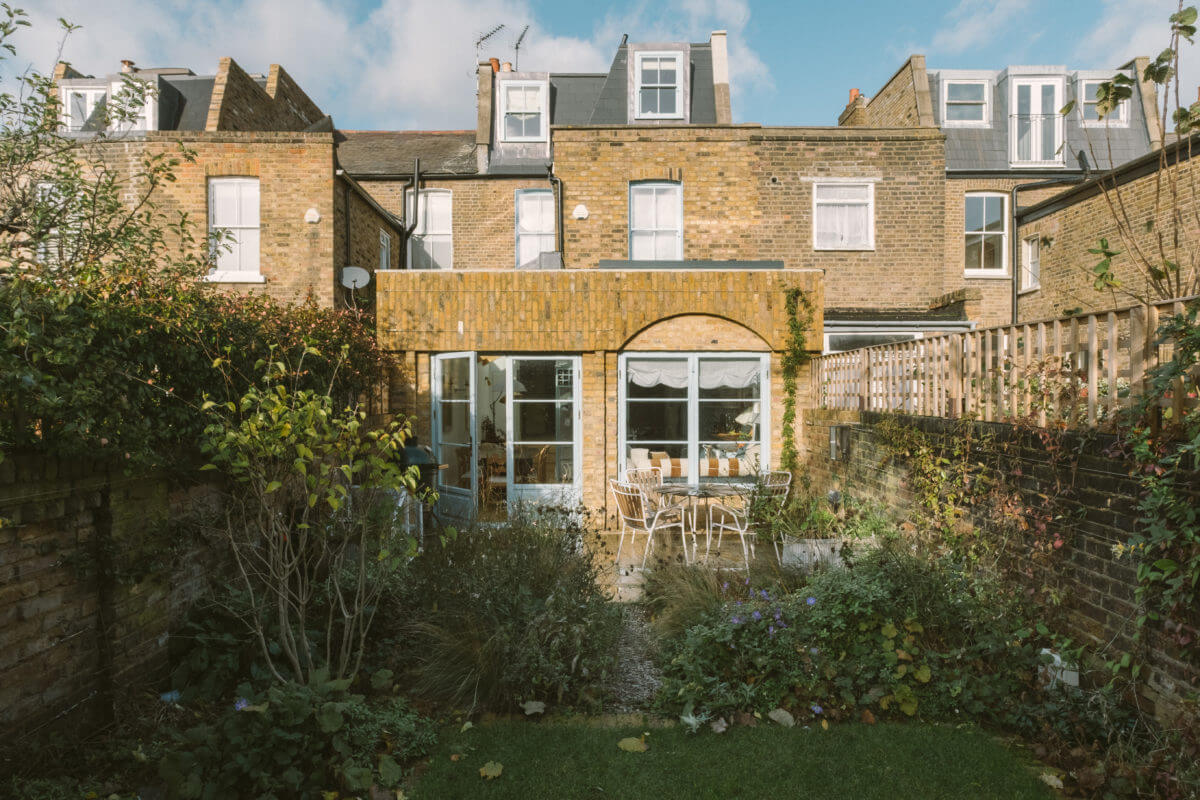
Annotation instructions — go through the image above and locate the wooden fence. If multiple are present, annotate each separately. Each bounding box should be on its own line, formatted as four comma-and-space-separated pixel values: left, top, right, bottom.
814, 296, 1199, 428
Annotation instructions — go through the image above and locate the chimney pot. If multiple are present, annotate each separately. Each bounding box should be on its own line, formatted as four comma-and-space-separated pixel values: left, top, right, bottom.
121, 59, 136, 73
501, 61, 513, 72
849, 88, 860, 103
490, 57, 500, 73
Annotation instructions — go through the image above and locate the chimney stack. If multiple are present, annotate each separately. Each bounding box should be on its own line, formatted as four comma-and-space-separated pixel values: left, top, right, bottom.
476, 60, 494, 172
490, 57, 500, 73
120, 59, 136, 73
849, 88, 860, 103
710, 31, 731, 124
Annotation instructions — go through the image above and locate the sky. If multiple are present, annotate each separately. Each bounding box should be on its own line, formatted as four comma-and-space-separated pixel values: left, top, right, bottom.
12, 0, 1199, 130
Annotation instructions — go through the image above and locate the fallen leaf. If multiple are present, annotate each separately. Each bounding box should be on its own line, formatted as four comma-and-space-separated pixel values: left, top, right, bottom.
449, 754, 461, 762
767, 708, 795, 728
710, 717, 728, 734
820, 719, 829, 730
1039, 773, 1064, 789
617, 736, 649, 753
895, 649, 913, 662
861, 709, 876, 725
480, 761, 504, 780
521, 700, 546, 716
460, 721, 474, 733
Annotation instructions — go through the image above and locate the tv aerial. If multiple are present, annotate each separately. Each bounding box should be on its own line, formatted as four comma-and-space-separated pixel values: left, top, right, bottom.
513, 25, 530, 71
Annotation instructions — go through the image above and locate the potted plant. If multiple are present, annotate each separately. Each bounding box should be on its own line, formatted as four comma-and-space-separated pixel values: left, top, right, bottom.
758, 493, 843, 569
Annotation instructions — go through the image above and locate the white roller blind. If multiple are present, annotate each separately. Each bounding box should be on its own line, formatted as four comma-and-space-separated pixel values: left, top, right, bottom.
516, 190, 555, 267
407, 189, 453, 269
629, 183, 681, 260
208, 177, 260, 275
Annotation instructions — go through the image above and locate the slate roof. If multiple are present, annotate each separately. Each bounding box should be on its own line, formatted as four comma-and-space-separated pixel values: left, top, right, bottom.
585, 43, 717, 125
160, 75, 215, 131
928, 69, 1153, 172
550, 74, 606, 125
334, 130, 478, 176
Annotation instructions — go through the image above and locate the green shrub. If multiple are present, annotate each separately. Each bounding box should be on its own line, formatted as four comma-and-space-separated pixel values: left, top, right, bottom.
159, 675, 434, 799
400, 508, 623, 711
657, 546, 1054, 726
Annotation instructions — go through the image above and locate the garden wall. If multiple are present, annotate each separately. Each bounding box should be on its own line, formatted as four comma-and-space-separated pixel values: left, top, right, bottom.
802, 409, 1199, 723
0, 454, 219, 734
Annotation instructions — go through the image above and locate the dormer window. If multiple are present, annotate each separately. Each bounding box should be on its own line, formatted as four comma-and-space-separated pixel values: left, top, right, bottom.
60, 87, 106, 132
635, 52, 684, 119
1079, 78, 1128, 126
1010, 77, 1064, 167
500, 81, 547, 142
942, 80, 990, 126
108, 78, 155, 132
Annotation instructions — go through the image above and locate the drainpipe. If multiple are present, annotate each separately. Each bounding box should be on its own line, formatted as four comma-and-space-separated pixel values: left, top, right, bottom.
1009, 161, 1089, 324
401, 158, 421, 269
548, 165, 563, 261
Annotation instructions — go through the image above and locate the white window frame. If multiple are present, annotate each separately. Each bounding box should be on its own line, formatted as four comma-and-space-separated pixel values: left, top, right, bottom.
108, 78, 156, 133
514, 188, 556, 268
617, 352, 771, 481
1020, 235, 1041, 293
498, 80, 548, 142
406, 188, 453, 270
379, 229, 392, 271
963, 191, 1008, 277
60, 87, 106, 132
1078, 78, 1129, 127
811, 179, 875, 251
629, 181, 683, 260
942, 79, 991, 127
634, 51, 685, 120
205, 177, 263, 283
1009, 76, 1066, 167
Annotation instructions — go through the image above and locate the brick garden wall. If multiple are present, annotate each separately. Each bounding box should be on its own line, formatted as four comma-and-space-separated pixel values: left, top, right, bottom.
802, 409, 1199, 722
0, 456, 219, 734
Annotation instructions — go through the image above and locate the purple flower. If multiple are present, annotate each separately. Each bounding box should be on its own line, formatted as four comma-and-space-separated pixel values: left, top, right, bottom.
752, 610, 762, 621
159, 690, 181, 704
806, 596, 817, 606
768, 625, 776, 636
811, 704, 823, 715
774, 610, 783, 621
759, 589, 770, 600
810, 647, 820, 656
722, 581, 729, 591
744, 577, 751, 586
235, 698, 249, 711
731, 616, 743, 625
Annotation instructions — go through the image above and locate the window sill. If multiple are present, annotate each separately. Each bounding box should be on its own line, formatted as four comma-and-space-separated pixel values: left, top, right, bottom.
943, 121, 991, 128
204, 272, 266, 284
1008, 160, 1065, 169
500, 135, 548, 143
963, 270, 1009, 279
1018, 285, 1040, 295
1080, 120, 1129, 129
814, 246, 875, 252
634, 114, 686, 121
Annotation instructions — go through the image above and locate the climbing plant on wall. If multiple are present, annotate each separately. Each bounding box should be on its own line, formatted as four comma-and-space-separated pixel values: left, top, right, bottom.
780, 288, 814, 473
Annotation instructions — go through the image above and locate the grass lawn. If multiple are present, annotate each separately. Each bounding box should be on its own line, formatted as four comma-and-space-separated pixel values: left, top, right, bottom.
411, 719, 1054, 799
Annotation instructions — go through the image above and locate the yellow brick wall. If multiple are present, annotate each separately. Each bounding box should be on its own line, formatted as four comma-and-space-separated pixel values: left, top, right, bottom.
1016, 153, 1200, 321
358, 177, 549, 270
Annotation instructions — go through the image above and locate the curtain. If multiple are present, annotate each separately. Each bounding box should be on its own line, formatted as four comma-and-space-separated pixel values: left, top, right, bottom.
627, 359, 760, 390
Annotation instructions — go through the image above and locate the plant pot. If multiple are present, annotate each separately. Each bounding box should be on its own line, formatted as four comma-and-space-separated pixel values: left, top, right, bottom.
777, 536, 843, 569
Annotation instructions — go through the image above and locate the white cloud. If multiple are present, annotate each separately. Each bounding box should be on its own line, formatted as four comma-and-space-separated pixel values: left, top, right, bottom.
928, 0, 1030, 55
11, 0, 772, 128
1073, 0, 1200, 119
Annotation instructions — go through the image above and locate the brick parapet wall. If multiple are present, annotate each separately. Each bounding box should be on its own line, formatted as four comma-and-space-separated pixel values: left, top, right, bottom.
802, 409, 1199, 723
0, 456, 219, 734
207, 58, 324, 132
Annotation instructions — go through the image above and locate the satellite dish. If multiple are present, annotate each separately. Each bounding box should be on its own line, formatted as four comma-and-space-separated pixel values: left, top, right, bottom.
341, 266, 370, 289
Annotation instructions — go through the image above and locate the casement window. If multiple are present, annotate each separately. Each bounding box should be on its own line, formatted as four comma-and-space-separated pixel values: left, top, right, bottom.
500, 81, 547, 142
1010, 77, 1065, 166
942, 80, 990, 126
1079, 79, 1128, 126
406, 189, 453, 270
812, 181, 874, 250
107, 78, 155, 132
515, 189, 556, 268
619, 354, 769, 483
964, 192, 1007, 275
1021, 235, 1041, 292
379, 230, 392, 271
629, 181, 682, 260
34, 182, 62, 265
206, 177, 261, 282
635, 52, 684, 119
60, 87, 106, 132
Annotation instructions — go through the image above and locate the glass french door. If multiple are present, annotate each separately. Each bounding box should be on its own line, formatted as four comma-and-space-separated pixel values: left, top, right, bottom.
1011, 78, 1063, 166
431, 352, 477, 522
434, 353, 582, 522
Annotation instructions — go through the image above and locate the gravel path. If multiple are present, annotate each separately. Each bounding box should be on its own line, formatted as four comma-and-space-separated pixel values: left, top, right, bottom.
605, 604, 663, 712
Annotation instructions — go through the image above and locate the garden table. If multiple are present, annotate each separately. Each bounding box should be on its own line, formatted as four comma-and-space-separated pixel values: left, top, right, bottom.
657, 483, 752, 564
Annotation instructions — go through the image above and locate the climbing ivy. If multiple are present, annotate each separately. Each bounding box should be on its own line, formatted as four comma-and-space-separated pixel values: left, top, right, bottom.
780, 288, 813, 473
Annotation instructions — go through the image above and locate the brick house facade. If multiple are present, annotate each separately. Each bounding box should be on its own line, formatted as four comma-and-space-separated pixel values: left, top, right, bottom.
54, 57, 401, 308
